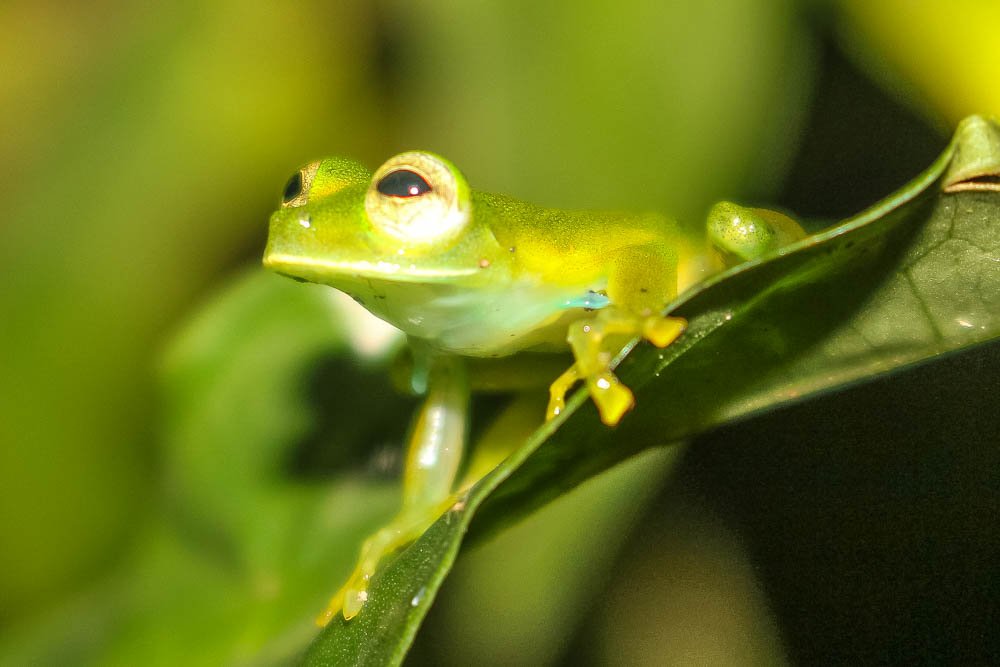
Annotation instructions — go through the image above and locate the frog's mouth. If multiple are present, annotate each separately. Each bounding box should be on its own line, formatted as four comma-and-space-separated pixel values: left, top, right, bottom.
263, 252, 482, 284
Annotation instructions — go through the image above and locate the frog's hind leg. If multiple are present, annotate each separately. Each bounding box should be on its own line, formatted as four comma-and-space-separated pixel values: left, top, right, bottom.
461, 392, 544, 486
317, 355, 469, 625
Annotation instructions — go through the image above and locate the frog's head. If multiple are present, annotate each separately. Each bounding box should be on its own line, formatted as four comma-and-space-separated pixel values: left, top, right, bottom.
264, 151, 507, 292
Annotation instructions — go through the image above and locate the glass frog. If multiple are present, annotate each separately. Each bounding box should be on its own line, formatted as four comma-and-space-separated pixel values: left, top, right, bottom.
263, 151, 804, 624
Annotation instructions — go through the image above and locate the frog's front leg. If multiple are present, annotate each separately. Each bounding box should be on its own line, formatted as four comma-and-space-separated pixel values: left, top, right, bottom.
547, 307, 685, 424
317, 352, 469, 625
547, 243, 686, 426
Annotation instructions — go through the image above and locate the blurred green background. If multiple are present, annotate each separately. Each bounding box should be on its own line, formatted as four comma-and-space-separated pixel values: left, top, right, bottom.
1, 0, 997, 664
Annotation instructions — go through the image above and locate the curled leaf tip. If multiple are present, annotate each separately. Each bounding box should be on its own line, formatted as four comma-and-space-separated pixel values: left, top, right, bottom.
944, 115, 1000, 193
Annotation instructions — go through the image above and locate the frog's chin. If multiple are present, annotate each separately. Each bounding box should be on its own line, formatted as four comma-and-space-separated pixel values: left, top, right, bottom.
263, 252, 481, 284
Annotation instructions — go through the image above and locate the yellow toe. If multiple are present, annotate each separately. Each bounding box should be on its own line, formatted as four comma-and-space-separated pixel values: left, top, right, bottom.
643, 316, 686, 348
590, 373, 635, 425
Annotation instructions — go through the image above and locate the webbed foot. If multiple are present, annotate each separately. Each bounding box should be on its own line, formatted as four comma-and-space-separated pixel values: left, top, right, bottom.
546, 308, 685, 425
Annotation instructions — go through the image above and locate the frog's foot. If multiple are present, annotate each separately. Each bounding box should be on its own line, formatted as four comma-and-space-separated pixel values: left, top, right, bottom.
547, 309, 686, 425
546, 364, 635, 425
316, 508, 447, 626
642, 315, 687, 348
585, 371, 635, 425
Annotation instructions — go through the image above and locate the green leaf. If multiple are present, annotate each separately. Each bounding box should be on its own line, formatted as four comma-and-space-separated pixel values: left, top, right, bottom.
303, 116, 1000, 665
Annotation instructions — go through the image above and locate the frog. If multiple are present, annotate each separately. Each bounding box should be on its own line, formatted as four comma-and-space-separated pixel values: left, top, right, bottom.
263, 150, 805, 625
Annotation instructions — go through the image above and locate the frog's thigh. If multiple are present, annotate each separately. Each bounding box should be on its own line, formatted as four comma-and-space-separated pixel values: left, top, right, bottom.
606, 242, 678, 315
461, 392, 541, 486
607, 243, 687, 347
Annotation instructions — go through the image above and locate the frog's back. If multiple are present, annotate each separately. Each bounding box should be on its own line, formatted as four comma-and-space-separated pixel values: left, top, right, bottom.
472, 191, 690, 290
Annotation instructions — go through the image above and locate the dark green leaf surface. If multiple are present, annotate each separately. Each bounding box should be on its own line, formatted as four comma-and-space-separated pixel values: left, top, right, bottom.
303, 117, 1000, 665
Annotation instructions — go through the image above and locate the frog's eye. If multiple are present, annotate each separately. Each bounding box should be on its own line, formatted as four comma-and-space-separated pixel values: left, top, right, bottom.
281, 161, 320, 208
366, 151, 470, 247
376, 170, 432, 198
283, 172, 303, 201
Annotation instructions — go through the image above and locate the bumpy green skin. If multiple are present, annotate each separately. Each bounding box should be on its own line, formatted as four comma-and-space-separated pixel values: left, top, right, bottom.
262, 151, 803, 623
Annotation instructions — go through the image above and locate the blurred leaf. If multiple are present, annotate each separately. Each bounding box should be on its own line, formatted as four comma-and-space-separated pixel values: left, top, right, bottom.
384, 0, 813, 223
0, 275, 405, 666
0, 0, 383, 614
303, 116, 999, 665
838, 0, 1000, 124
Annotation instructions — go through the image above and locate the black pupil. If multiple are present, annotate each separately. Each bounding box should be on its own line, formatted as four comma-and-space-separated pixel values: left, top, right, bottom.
376, 170, 432, 197
283, 171, 303, 202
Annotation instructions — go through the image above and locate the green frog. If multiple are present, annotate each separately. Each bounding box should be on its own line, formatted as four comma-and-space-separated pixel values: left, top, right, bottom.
263, 150, 804, 624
